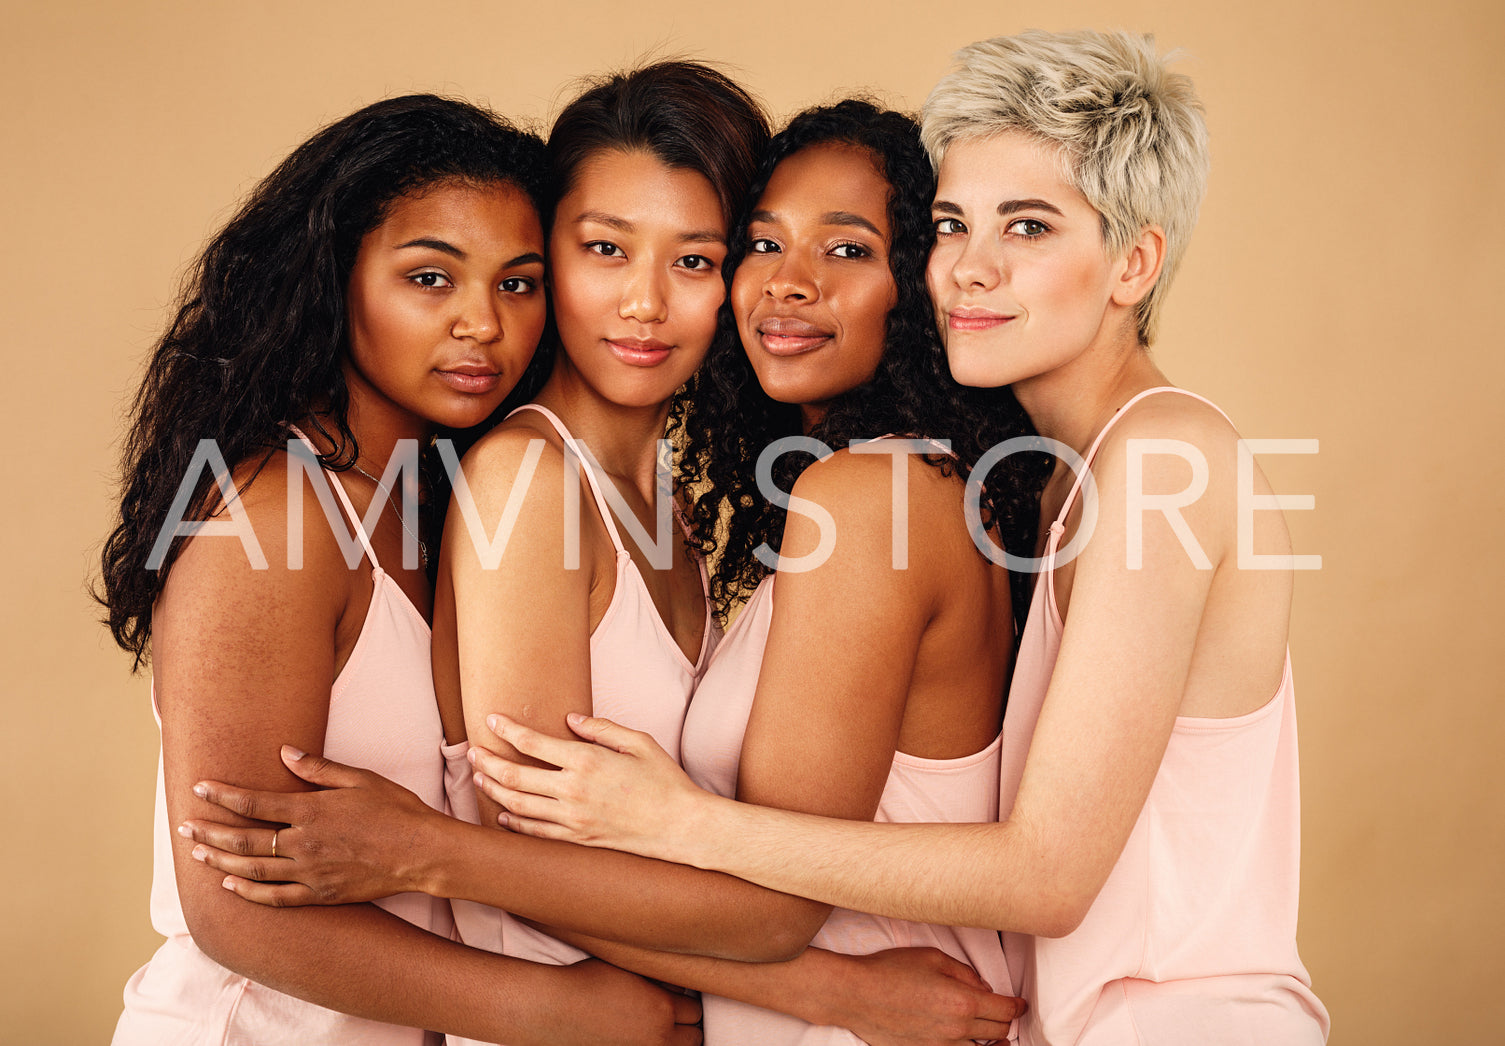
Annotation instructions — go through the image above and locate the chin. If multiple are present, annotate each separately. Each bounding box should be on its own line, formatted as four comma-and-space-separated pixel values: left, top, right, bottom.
946, 353, 1011, 389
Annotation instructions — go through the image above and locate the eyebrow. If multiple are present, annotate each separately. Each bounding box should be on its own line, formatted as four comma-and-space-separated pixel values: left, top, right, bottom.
931, 198, 1066, 218
576, 211, 724, 246
748, 209, 884, 238
394, 240, 543, 269
395, 237, 465, 258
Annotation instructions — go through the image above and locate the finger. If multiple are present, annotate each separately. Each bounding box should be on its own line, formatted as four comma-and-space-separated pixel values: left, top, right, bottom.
973, 991, 1027, 1024
475, 772, 575, 830
192, 780, 304, 824
219, 873, 322, 908
178, 820, 279, 859
670, 992, 702, 1026
484, 714, 592, 769
469, 746, 571, 802
493, 807, 576, 842
564, 711, 651, 755
190, 842, 296, 884
671, 1027, 703, 1046
281, 745, 367, 789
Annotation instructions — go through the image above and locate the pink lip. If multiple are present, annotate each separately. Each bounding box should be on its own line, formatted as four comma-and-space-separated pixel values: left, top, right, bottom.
436, 365, 503, 394
607, 338, 673, 367
755, 315, 832, 357
947, 308, 1015, 332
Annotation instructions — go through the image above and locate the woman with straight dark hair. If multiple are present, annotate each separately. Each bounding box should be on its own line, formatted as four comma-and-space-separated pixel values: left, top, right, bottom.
102, 93, 699, 1046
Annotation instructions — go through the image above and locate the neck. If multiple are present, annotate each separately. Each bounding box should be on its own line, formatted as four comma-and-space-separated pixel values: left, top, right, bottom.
799, 402, 827, 434
533, 357, 676, 498
1013, 333, 1167, 457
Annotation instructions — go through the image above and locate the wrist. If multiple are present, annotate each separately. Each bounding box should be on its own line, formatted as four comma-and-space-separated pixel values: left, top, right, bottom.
406, 808, 461, 897
663, 788, 730, 870
782, 948, 848, 1026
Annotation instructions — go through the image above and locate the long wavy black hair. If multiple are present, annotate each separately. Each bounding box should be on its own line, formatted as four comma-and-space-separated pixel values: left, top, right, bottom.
100, 94, 552, 670
678, 99, 1049, 625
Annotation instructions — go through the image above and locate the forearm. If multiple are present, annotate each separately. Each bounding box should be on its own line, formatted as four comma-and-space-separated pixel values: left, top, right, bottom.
420, 812, 828, 960
544, 925, 846, 1026
663, 794, 1075, 935
187, 890, 576, 1043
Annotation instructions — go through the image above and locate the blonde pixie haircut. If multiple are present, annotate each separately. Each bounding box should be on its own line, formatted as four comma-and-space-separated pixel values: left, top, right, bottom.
922, 30, 1209, 344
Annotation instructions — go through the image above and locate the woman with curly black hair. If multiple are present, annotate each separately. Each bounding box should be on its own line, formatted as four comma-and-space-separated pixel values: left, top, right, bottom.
103, 94, 698, 1046
677, 99, 1042, 626
597, 97, 1036, 1046
183, 99, 1035, 1046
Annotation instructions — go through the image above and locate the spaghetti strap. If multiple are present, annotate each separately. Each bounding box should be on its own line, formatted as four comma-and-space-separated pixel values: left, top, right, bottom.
284, 423, 380, 568
506, 403, 628, 554
1054, 386, 1233, 527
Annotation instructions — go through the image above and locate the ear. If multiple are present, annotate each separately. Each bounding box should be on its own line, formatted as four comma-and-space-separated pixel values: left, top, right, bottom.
1111, 225, 1166, 308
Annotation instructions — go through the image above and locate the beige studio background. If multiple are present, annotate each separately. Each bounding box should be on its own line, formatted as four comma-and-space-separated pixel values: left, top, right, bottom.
3, 0, 1501, 1041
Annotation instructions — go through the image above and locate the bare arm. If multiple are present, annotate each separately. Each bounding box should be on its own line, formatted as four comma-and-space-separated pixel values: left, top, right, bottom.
481, 407, 1267, 937
436, 428, 829, 958
155, 454, 696, 1045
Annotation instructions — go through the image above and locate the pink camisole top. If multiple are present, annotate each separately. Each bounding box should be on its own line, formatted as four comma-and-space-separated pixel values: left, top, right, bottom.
679, 456, 1013, 1044
1000, 387, 1329, 1045
440, 403, 718, 1046
114, 428, 453, 1046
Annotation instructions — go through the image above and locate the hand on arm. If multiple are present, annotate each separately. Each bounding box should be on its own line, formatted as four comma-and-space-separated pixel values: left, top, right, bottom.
152, 456, 696, 1045
481, 419, 1236, 935
545, 929, 1024, 1046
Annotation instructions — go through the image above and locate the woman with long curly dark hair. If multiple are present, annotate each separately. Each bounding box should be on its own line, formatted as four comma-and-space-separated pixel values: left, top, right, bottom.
182, 99, 1036, 1046
103, 93, 699, 1046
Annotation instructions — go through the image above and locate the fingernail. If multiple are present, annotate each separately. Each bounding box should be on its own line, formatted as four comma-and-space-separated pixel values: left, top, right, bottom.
473, 771, 485, 790
566, 712, 585, 726
177, 824, 192, 838
282, 745, 306, 760
192, 783, 208, 798
496, 812, 510, 828
222, 878, 236, 891
486, 714, 502, 732
466, 747, 477, 764
192, 846, 207, 862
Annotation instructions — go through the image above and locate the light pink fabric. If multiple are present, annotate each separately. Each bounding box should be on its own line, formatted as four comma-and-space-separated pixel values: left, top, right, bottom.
1001, 387, 1329, 1045
680, 574, 1013, 1045
442, 403, 717, 1046
115, 434, 452, 1046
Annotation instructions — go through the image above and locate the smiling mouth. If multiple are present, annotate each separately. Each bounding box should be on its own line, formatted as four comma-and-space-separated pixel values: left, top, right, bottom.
947, 311, 1015, 332
756, 317, 832, 356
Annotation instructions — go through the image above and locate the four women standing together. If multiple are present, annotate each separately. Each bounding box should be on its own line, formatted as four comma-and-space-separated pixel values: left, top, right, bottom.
102, 29, 1329, 1046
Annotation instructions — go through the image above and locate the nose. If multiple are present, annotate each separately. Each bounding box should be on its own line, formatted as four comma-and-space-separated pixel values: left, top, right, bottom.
946, 231, 1002, 292
764, 251, 818, 302
619, 264, 668, 324
452, 287, 502, 342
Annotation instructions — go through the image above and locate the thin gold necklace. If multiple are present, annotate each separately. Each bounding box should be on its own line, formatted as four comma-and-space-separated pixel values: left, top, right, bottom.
350, 462, 428, 568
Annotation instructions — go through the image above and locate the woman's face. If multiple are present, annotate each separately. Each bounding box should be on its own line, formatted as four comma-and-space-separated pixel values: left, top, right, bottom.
549, 148, 727, 409
731, 142, 897, 422
344, 180, 546, 436
926, 132, 1122, 389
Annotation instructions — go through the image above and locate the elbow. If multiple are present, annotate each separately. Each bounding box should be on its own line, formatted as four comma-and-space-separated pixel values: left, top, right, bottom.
711, 896, 829, 963
1029, 896, 1090, 939
1021, 876, 1100, 939
179, 876, 264, 975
